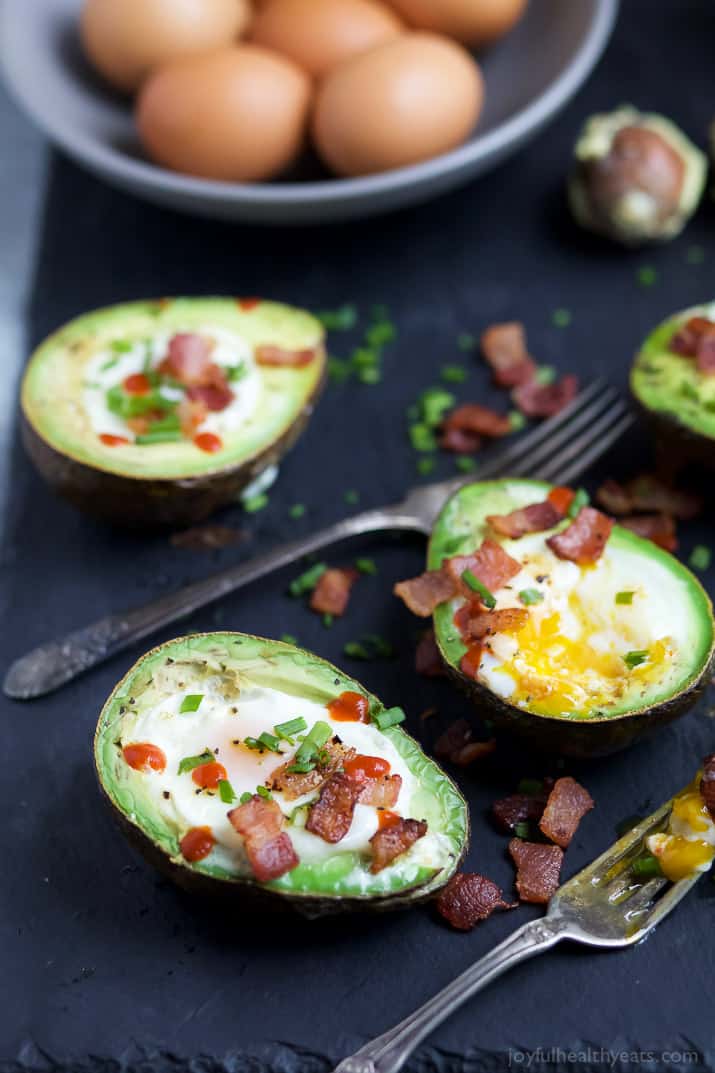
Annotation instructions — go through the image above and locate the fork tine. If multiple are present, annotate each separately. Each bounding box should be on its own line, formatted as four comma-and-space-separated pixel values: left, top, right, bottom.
539, 413, 635, 486
514, 391, 625, 481
642, 873, 702, 928
622, 876, 669, 914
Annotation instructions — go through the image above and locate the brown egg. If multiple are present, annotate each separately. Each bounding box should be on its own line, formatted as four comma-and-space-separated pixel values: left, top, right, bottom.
385, 0, 528, 47
80, 0, 252, 93
249, 0, 403, 79
136, 46, 311, 182
312, 33, 483, 177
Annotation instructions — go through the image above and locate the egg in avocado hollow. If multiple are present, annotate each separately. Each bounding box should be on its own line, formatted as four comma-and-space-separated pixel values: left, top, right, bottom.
21, 297, 326, 526
94, 633, 469, 914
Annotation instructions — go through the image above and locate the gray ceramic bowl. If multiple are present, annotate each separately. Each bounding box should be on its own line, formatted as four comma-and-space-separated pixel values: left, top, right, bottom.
1, 0, 618, 224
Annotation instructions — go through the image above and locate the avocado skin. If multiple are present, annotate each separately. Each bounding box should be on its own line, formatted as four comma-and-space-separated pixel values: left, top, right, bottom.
632, 395, 715, 477
21, 366, 324, 527
94, 633, 469, 916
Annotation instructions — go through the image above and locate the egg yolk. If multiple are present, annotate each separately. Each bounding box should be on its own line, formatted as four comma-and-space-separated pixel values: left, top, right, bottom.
651, 834, 714, 882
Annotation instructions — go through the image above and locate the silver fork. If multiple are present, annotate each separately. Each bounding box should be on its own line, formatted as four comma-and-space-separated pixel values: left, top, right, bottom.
333, 793, 700, 1073
3, 381, 633, 699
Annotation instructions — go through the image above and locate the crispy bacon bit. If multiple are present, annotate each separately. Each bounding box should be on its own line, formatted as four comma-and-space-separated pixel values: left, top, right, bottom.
228, 795, 299, 883
370, 817, 427, 873
547, 507, 613, 565
178, 396, 208, 437
309, 567, 359, 617
436, 872, 516, 931
492, 793, 547, 834
460, 643, 483, 679
305, 773, 363, 843
481, 322, 537, 387
439, 425, 482, 453
701, 754, 715, 820
538, 776, 594, 849
440, 404, 512, 453
467, 607, 529, 640
269, 738, 355, 801
415, 629, 446, 677
444, 539, 521, 594
170, 524, 245, 551
161, 333, 214, 384
509, 839, 563, 904
433, 718, 495, 766
670, 316, 715, 374
513, 374, 579, 418
619, 513, 678, 552
596, 475, 702, 521
186, 383, 234, 412
394, 570, 457, 617
359, 774, 402, 808
255, 344, 317, 368
487, 500, 563, 538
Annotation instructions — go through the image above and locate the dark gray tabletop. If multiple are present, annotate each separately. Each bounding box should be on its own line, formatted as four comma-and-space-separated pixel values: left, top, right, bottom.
2, 3, 714, 1072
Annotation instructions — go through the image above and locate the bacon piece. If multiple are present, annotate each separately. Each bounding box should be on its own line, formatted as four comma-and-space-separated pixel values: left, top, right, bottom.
596, 475, 702, 521
394, 569, 457, 617
359, 774, 402, 808
269, 738, 355, 801
444, 539, 521, 595
440, 425, 482, 453
228, 795, 299, 883
538, 776, 594, 849
619, 513, 677, 552
509, 839, 563, 904
547, 507, 613, 565
161, 333, 213, 384
305, 773, 363, 843
492, 793, 547, 833
436, 873, 516, 931
370, 817, 427, 873
255, 344, 317, 368
433, 718, 495, 766
702, 754, 715, 820
309, 567, 359, 617
178, 396, 208, 437
697, 334, 715, 374
415, 629, 446, 677
481, 322, 537, 387
440, 404, 512, 453
467, 607, 529, 640
186, 383, 234, 412
487, 500, 563, 538
670, 316, 715, 374
513, 374, 579, 418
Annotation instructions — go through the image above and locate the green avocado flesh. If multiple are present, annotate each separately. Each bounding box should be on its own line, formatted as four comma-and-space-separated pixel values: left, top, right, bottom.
22, 298, 325, 479
95, 633, 468, 904
429, 480, 714, 723
631, 303, 715, 440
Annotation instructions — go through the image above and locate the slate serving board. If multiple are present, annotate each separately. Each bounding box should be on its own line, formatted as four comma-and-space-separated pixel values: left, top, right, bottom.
2, 3, 714, 1071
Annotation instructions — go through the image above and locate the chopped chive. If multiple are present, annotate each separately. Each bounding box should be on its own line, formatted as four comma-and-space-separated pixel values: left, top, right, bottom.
686, 245, 705, 265
624, 649, 649, 669
256, 785, 272, 800
455, 456, 476, 473
322, 613, 334, 628
420, 387, 456, 428
567, 487, 590, 518
551, 309, 572, 328
315, 304, 358, 331
111, 339, 132, 353
417, 457, 436, 476
535, 365, 556, 386
689, 544, 711, 571
257, 732, 281, 753
280, 633, 298, 645
243, 737, 263, 751
457, 332, 476, 351
177, 749, 214, 774
519, 588, 543, 606
179, 694, 203, 713
637, 265, 658, 287
344, 489, 360, 505
517, 778, 543, 795
615, 591, 635, 605
289, 503, 306, 519
514, 821, 531, 839
441, 364, 468, 383
239, 791, 253, 805
508, 410, 527, 432
135, 429, 183, 445
631, 853, 662, 879
287, 760, 316, 774
243, 493, 269, 514
462, 569, 496, 609
373, 706, 406, 731
274, 717, 308, 739
308, 721, 332, 747
343, 641, 372, 660
355, 557, 378, 575
344, 634, 393, 661
218, 779, 236, 804
225, 362, 247, 382
100, 356, 120, 372
409, 423, 438, 452
288, 562, 327, 597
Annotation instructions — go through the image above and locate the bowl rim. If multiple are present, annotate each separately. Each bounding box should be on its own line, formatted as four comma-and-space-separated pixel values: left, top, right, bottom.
1, 0, 619, 208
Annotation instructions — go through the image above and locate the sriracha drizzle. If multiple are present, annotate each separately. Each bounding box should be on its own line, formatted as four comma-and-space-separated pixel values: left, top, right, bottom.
191, 761, 227, 790
180, 827, 215, 862
328, 691, 370, 723
344, 754, 390, 780
194, 432, 223, 454
122, 742, 166, 773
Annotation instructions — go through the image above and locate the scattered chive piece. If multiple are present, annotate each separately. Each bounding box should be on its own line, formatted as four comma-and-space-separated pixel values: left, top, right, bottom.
256, 785, 272, 800
322, 613, 334, 628
631, 853, 663, 879
417, 457, 436, 476
289, 562, 327, 597
355, 557, 378, 575
225, 363, 247, 382
309, 721, 333, 748
409, 422, 438, 452
287, 760, 316, 774
289, 503, 306, 519
420, 387, 456, 428
243, 737, 262, 751
457, 332, 476, 351
441, 364, 468, 383
328, 357, 352, 383
100, 356, 120, 372
615, 591, 635, 605
373, 706, 406, 730
239, 791, 253, 805
274, 717, 308, 739
689, 544, 711, 571
218, 779, 236, 804
344, 641, 372, 660
535, 365, 556, 386
344, 489, 360, 505
615, 814, 644, 837
135, 429, 182, 445
624, 649, 649, 669
257, 731, 281, 753
637, 265, 658, 287
292, 721, 333, 768
315, 304, 358, 331
243, 493, 269, 514
177, 749, 215, 775
179, 694, 203, 714
280, 633, 298, 645
519, 588, 544, 606
344, 634, 394, 661
462, 569, 496, 609
514, 821, 531, 839
686, 245, 705, 265
567, 487, 590, 518
552, 308, 572, 328
517, 778, 543, 795
508, 410, 527, 431
455, 456, 476, 473
111, 339, 132, 353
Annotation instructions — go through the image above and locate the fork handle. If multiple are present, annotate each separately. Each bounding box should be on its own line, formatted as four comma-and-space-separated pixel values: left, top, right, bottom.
3, 505, 421, 700
334, 918, 567, 1073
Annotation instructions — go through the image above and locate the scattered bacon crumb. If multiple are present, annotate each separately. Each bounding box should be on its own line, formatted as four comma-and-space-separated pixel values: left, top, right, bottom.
701, 754, 715, 820
161, 333, 213, 384
269, 738, 355, 802
596, 475, 702, 521
670, 316, 715, 374
440, 404, 512, 453
359, 774, 402, 809
467, 607, 529, 640
444, 539, 521, 594
618, 513, 678, 552
481, 323, 537, 387
538, 777, 594, 849
228, 795, 299, 882
415, 629, 446, 677
436, 873, 516, 931
433, 719, 495, 766
255, 344, 317, 368
394, 570, 457, 617
309, 567, 359, 617
370, 817, 427, 873
509, 839, 563, 904
492, 793, 548, 834
178, 396, 209, 438
513, 374, 579, 418
547, 507, 613, 564
305, 773, 363, 843
487, 500, 563, 538
186, 383, 234, 412
170, 524, 246, 551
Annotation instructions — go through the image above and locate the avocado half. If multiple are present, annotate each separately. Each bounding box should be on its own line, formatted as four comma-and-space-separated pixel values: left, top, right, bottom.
94, 633, 469, 916
631, 302, 715, 471
429, 479, 714, 758
21, 298, 326, 526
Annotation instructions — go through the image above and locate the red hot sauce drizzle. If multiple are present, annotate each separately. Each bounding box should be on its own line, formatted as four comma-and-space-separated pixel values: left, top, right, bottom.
122, 742, 166, 773
180, 826, 215, 862
327, 691, 370, 723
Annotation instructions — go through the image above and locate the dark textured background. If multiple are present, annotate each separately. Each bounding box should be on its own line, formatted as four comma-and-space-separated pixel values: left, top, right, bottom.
2, 2, 715, 1071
